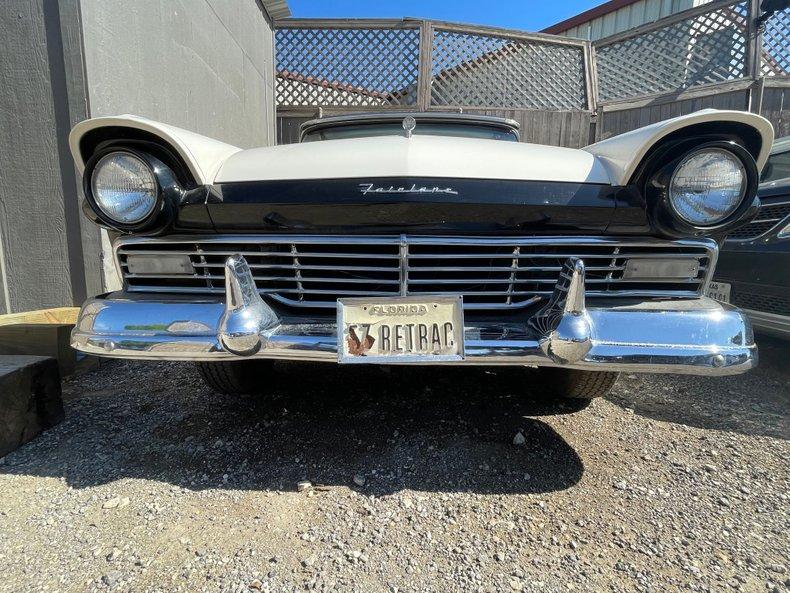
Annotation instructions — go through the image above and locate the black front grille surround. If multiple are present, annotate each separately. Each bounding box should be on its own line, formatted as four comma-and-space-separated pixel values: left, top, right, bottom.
727, 201, 790, 241
116, 235, 716, 310
732, 290, 790, 317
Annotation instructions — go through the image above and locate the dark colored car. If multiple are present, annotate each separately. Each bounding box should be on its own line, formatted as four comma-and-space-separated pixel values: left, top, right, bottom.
711, 136, 790, 338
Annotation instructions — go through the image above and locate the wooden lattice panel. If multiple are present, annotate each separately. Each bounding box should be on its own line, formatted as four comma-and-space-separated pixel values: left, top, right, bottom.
430, 29, 587, 110
596, 2, 749, 102
762, 8, 790, 76
275, 26, 421, 107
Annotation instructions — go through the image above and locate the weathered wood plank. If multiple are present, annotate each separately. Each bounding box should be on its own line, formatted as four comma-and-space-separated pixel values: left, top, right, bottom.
0, 307, 78, 327
761, 86, 789, 138
0, 355, 63, 459
0, 324, 75, 377
598, 90, 752, 138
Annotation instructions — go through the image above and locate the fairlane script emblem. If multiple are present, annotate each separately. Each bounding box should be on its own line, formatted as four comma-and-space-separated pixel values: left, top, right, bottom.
358, 183, 458, 196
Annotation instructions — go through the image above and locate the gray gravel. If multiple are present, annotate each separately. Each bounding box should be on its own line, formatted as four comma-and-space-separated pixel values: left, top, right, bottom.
0, 337, 788, 593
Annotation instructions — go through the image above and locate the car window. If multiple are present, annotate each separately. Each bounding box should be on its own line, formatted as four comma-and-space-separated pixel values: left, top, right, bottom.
302, 123, 519, 143
761, 148, 790, 184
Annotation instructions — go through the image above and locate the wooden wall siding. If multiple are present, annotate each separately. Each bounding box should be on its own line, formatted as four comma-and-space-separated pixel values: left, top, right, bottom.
57, 0, 103, 302
761, 86, 789, 138
0, 0, 95, 314
596, 90, 750, 140
463, 110, 593, 148
80, 0, 278, 149
0, 0, 280, 314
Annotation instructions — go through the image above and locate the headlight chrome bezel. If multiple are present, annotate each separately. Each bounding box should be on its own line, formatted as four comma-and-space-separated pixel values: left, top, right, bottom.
667, 147, 747, 227
89, 151, 160, 226
644, 140, 760, 238
82, 147, 181, 233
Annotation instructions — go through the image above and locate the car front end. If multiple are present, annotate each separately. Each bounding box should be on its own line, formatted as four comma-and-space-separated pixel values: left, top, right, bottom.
67, 109, 774, 396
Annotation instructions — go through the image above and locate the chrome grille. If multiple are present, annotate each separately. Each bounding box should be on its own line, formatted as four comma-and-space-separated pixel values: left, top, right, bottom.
116, 236, 716, 310
726, 201, 790, 241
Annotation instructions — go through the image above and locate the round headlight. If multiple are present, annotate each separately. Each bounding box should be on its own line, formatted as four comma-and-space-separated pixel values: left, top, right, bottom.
90, 152, 158, 224
668, 148, 746, 226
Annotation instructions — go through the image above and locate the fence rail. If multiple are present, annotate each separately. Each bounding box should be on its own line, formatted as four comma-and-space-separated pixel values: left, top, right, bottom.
275, 3, 789, 145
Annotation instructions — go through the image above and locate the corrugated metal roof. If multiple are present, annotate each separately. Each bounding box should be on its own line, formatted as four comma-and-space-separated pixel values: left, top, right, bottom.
543, 0, 646, 34
260, 0, 290, 20
543, 0, 711, 41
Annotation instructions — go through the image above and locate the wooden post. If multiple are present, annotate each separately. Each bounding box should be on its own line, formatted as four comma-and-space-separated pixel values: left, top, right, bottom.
746, 0, 764, 113
584, 41, 598, 114
417, 20, 434, 112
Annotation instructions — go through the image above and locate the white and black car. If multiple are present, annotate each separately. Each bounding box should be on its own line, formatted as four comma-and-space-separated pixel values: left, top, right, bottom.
69, 109, 773, 399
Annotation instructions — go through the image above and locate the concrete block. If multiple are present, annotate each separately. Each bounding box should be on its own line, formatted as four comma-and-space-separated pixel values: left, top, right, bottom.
0, 355, 63, 458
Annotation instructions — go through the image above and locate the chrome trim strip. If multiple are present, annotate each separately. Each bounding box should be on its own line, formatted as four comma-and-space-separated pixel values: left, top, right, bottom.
115, 234, 719, 250
742, 308, 790, 339
398, 234, 408, 297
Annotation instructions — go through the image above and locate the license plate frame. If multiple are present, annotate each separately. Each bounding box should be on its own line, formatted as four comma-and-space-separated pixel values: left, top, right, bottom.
337, 295, 465, 364
705, 281, 731, 303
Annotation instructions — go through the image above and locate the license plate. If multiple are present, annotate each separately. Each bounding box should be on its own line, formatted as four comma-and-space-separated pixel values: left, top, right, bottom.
705, 281, 731, 303
337, 296, 464, 363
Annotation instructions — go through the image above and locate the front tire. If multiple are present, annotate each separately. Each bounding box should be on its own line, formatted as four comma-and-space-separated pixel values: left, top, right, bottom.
538, 368, 619, 400
196, 360, 275, 395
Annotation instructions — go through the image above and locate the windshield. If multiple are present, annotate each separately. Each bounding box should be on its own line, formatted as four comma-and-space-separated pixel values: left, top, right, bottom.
301, 122, 519, 143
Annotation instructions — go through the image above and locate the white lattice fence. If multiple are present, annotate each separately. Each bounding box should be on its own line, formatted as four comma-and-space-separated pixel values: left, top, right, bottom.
762, 7, 790, 76
274, 7, 789, 145
429, 27, 588, 110
275, 20, 591, 111
595, 1, 750, 103
275, 23, 421, 108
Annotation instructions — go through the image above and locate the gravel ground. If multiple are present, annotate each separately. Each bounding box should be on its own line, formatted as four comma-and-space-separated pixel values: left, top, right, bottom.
0, 337, 787, 593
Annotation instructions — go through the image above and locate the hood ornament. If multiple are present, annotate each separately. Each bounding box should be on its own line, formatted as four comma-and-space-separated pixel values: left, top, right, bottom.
402, 115, 416, 139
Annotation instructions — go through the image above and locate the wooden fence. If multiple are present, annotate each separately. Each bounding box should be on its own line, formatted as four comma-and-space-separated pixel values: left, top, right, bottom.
275, 0, 789, 146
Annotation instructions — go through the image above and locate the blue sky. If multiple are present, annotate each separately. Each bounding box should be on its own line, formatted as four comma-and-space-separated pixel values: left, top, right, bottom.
286, 0, 604, 32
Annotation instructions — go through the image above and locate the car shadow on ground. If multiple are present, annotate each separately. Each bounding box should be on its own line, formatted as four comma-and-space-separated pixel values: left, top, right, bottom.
606, 335, 789, 440
1, 362, 586, 496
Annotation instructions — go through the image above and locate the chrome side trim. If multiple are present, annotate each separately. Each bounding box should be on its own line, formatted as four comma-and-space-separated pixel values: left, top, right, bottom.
742, 308, 790, 339
116, 234, 719, 248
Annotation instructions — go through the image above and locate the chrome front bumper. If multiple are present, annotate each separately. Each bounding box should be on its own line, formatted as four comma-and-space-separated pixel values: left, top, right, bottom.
71, 255, 757, 375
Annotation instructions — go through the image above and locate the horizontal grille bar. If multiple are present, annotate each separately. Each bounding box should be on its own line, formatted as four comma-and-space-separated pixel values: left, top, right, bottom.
727, 201, 790, 241
116, 235, 716, 311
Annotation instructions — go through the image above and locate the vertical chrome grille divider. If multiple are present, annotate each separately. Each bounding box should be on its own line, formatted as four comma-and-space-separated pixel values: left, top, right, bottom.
506, 246, 520, 306
195, 243, 212, 290
399, 234, 409, 297
606, 246, 620, 292
291, 243, 305, 303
